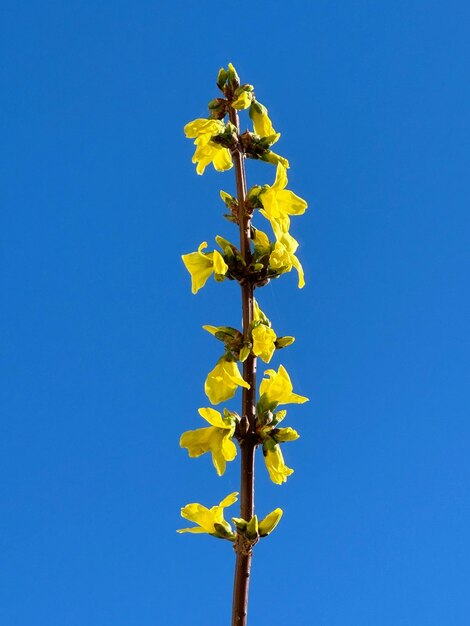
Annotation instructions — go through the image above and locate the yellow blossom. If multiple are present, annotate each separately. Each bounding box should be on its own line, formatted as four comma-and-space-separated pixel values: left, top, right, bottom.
205, 359, 250, 405
184, 118, 233, 175
180, 408, 237, 476
182, 242, 228, 294
269, 232, 305, 289
260, 163, 308, 222
177, 492, 238, 537
231, 91, 252, 110
263, 442, 294, 485
249, 101, 277, 138
252, 324, 277, 363
259, 364, 308, 406
252, 228, 271, 257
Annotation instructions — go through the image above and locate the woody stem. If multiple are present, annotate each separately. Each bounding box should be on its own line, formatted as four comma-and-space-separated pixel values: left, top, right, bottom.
229, 106, 257, 626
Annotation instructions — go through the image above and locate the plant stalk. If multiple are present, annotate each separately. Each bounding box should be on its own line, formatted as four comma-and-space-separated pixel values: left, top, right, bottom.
229, 106, 257, 626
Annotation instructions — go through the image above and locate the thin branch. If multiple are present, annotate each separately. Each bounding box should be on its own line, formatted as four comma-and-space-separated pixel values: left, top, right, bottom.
229, 106, 257, 626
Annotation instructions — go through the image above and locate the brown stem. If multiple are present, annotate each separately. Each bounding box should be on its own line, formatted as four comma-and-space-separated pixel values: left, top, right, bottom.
229, 106, 257, 626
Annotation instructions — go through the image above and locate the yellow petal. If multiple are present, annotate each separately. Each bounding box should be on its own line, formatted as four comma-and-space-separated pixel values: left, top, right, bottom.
198, 407, 227, 429
252, 324, 277, 363
212, 250, 228, 275
181, 243, 214, 294
264, 446, 294, 485
291, 254, 306, 289
212, 147, 233, 172
231, 91, 252, 110
180, 427, 213, 457
223, 361, 250, 389
276, 189, 308, 216
219, 492, 238, 508
184, 118, 225, 139
259, 365, 308, 405
272, 163, 288, 191
253, 229, 271, 256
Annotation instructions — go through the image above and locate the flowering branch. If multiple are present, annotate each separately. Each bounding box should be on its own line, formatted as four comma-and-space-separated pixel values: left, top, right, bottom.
179, 63, 309, 626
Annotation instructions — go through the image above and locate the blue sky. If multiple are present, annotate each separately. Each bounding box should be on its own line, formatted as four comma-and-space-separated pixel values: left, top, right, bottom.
1, 1, 470, 624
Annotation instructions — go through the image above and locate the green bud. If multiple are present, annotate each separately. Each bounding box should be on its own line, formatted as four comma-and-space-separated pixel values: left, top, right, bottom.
217, 68, 228, 90
246, 515, 259, 540
232, 517, 247, 532
259, 508, 283, 537
223, 408, 240, 423
220, 190, 238, 209
275, 336, 296, 349
239, 344, 251, 362
213, 522, 235, 540
215, 235, 235, 251
227, 62, 240, 88
273, 427, 300, 442
247, 185, 263, 207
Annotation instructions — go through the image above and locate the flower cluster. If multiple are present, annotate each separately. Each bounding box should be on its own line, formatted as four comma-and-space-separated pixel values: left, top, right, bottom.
179, 63, 309, 543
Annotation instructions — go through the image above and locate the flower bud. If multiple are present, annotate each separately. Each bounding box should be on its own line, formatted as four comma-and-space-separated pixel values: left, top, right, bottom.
239, 344, 251, 363
246, 515, 259, 540
275, 336, 296, 349
217, 68, 228, 90
259, 508, 283, 537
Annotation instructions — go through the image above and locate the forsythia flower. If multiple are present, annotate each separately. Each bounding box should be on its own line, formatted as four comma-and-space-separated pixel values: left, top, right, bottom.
252, 228, 271, 257
231, 90, 252, 110
260, 163, 308, 222
249, 101, 277, 138
180, 408, 237, 476
259, 365, 308, 406
182, 242, 228, 294
177, 492, 238, 537
252, 323, 277, 364
269, 231, 305, 289
184, 118, 233, 175
251, 299, 276, 362
263, 439, 294, 485
205, 359, 250, 405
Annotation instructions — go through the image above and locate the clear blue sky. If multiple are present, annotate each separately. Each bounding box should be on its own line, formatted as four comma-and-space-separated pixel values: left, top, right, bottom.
2, 1, 470, 624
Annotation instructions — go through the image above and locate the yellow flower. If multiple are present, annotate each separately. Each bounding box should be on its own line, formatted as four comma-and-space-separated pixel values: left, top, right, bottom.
269, 232, 305, 289
263, 442, 294, 485
259, 364, 308, 406
231, 90, 252, 110
184, 118, 233, 175
252, 324, 277, 363
252, 228, 271, 257
260, 163, 308, 222
205, 359, 250, 405
180, 408, 237, 476
249, 101, 277, 138
177, 492, 238, 538
182, 242, 228, 294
